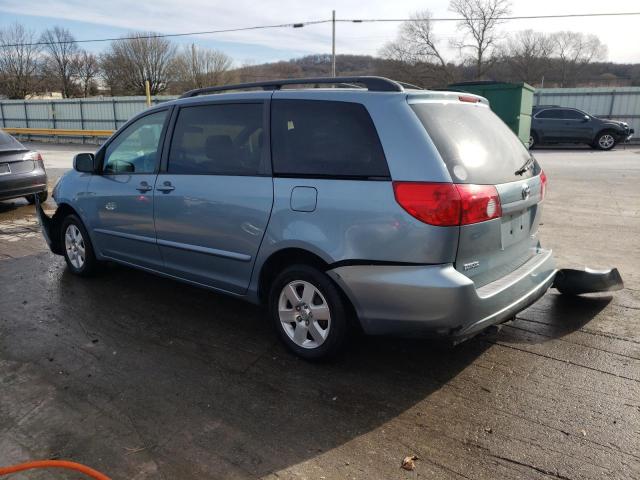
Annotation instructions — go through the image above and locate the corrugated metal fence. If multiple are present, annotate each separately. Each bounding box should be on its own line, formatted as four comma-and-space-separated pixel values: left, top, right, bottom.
1, 87, 639, 143
534, 87, 640, 140
0, 96, 176, 139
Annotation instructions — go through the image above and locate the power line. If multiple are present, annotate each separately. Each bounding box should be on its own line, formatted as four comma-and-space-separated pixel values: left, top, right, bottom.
1, 11, 639, 48
342, 11, 640, 22
0, 19, 331, 48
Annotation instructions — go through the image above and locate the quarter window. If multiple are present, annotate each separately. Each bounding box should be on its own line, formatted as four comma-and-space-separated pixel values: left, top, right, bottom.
563, 109, 586, 120
103, 110, 167, 174
168, 103, 264, 175
271, 100, 389, 178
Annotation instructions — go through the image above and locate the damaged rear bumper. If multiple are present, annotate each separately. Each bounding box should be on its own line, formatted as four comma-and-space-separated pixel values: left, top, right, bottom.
328, 250, 624, 341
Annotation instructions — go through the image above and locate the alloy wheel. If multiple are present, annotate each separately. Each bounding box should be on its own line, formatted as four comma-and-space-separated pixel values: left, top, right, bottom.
278, 280, 331, 349
64, 224, 86, 269
598, 134, 615, 149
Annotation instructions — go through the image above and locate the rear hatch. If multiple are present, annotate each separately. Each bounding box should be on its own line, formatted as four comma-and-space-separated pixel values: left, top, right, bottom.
409, 95, 545, 287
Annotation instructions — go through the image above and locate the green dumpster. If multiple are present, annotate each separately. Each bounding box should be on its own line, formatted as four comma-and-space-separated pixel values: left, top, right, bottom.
447, 81, 535, 146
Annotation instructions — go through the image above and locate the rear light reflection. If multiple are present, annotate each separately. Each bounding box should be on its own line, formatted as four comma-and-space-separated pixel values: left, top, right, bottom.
393, 182, 502, 227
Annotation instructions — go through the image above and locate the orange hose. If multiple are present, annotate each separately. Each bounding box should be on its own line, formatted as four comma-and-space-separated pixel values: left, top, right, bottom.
0, 460, 111, 480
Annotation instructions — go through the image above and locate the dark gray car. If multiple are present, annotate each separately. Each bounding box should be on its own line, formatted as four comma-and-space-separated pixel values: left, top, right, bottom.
0, 131, 48, 204
530, 106, 634, 150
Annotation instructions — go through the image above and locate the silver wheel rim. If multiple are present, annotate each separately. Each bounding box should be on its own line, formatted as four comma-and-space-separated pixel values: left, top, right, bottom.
528, 135, 534, 148
278, 280, 331, 349
599, 134, 615, 149
65, 224, 86, 269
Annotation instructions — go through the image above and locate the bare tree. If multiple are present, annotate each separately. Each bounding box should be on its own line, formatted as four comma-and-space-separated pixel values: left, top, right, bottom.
550, 31, 607, 87
72, 50, 99, 97
502, 30, 555, 84
0, 23, 42, 99
40, 26, 79, 98
449, 0, 511, 78
379, 11, 454, 86
175, 44, 232, 89
102, 33, 178, 95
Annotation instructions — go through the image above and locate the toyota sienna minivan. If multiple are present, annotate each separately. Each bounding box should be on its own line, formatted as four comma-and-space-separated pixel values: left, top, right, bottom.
38, 76, 556, 359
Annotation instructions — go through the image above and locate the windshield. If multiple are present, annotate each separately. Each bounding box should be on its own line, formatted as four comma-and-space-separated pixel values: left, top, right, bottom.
411, 102, 538, 184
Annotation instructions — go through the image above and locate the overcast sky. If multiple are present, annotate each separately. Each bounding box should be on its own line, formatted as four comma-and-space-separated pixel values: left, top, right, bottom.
1, 0, 638, 65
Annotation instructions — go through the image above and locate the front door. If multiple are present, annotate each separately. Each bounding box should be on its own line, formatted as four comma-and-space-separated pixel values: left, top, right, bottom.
154, 101, 273, 294
86, 109, 169, 270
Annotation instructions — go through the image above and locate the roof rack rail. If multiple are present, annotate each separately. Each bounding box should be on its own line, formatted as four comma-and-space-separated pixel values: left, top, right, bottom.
179, 76, 404, 98
395, 80, 424, 90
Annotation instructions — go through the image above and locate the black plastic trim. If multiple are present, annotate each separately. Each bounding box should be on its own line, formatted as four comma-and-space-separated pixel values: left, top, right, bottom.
179, 76, 404, 98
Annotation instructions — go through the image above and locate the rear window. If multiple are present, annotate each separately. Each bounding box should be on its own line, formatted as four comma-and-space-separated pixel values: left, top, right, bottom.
0, 131, 24, 150
271, 100, 389, 179
411, 102, 535, 184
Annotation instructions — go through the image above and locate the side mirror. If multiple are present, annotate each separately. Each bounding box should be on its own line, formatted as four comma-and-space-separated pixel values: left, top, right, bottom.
73, 153, 95, 173
582, 115, 590, 122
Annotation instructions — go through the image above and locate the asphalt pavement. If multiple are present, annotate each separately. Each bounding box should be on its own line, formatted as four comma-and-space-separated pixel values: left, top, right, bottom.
0, 143, 638, 479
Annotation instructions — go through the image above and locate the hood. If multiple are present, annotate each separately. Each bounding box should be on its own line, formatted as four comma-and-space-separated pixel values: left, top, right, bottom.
600, 118, 628, 128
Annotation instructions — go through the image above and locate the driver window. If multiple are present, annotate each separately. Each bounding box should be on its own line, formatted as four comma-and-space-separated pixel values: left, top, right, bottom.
103, 110, 168, 174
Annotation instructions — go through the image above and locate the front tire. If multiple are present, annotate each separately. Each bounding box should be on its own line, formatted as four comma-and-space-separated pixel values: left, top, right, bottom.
269, 265, 349, 360
594, 131, 617, 151
61, 214, 98, 276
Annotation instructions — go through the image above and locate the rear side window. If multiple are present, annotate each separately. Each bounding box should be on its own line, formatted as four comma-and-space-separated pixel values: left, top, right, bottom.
411, 102, 536, 185
535, 109, 563, 119
563, 109, 586, 119
168, 103, 264, 175
271, 100, 389, 178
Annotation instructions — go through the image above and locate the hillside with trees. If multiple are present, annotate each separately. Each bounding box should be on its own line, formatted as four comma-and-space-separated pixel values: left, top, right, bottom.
1, 0, 639, 99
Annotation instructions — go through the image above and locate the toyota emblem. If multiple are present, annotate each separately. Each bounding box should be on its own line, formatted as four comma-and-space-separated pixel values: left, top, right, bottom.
521, 184, 531, 200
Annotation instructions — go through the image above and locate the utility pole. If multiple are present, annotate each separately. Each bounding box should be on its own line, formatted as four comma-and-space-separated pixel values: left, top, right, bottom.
331, 10, 336, 77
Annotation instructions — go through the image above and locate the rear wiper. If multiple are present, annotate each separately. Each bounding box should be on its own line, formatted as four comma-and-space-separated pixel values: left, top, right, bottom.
514, 156, 534, 176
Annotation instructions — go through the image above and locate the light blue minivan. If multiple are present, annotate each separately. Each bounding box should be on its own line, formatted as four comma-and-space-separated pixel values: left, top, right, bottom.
38, 76, 561, 359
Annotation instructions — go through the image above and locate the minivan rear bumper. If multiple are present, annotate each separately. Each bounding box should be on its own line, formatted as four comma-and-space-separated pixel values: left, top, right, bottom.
328, 248, 555, 339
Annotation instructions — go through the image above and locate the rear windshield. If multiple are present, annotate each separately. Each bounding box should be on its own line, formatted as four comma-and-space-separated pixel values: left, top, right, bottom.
0, 131, 24, 151
410, 102, 536, 184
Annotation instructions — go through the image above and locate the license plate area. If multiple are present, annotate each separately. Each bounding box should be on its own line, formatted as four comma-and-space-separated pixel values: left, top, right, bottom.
0, 163, 10, 175
501, 209, 532, 249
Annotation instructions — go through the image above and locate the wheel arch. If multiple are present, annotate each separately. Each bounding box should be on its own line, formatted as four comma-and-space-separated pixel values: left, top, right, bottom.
48, 202, 81, 255
257, 248, 330, 304
257, 247, 363, 333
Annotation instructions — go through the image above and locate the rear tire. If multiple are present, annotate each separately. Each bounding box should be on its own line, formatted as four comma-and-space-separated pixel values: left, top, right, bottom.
268, 265, 349, 360
26, 191, 48, 204
594, 131, 617, 151
528, 132, 538, 149
61, 214, 98, 276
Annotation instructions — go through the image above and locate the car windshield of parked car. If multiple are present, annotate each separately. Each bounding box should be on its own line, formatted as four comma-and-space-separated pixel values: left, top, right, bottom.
411, 102, 536, 184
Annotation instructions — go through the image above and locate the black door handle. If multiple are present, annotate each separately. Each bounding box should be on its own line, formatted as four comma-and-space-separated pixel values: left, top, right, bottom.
156, 181, 175, 193
136, 181, 152, 192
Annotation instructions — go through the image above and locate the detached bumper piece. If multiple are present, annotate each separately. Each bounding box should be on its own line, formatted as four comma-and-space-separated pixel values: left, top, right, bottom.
35, 195, 63, 255
553, 267, 624, 295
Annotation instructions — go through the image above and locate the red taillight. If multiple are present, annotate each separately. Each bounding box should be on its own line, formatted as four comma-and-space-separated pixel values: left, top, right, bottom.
393, 182, 461, 226
23, 151, 43, 162
539, 170, 547, 200
456, 184, 502, 224
393, 182, 502, 226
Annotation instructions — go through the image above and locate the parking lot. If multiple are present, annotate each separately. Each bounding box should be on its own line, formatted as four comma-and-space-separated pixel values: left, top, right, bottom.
0, 143, 639, 479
